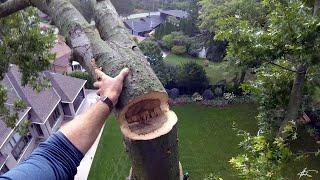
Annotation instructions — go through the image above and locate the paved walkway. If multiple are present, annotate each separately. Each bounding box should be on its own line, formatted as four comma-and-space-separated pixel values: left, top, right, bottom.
74, 90, 104, 180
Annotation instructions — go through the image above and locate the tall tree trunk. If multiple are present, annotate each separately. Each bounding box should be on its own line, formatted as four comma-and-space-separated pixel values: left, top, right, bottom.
314, 0, 320, 16
279, 65, 307, 136
0, 1, 181, 178
27, 0, 181, 179
93, 1, 182, 179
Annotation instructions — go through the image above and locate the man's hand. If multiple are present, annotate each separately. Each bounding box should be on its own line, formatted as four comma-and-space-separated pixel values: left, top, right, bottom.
93, 68, 130, 105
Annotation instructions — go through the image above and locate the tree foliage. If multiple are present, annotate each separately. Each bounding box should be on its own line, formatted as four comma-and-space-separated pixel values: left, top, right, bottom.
177, 61, 209, 94
0, 8, 55, 133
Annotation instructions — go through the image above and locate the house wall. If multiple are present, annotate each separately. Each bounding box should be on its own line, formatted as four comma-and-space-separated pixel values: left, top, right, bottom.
0, 118, 37, 170
43, 103, 64, 138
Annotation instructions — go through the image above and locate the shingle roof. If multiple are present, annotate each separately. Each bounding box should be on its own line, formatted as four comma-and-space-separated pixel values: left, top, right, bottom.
124, 15, 165, 33
160, 10, 188, 19
44, 72, 86, 102
6, 65, 61, 123
51, 40, 71, 67
0, 105, 30, 148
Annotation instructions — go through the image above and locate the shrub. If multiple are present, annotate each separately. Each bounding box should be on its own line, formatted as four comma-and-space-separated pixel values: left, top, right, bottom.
192, 92, 203, 102
171, 45, 187, 55
161, 31, 190, 51
177, 62, 209, 94
168, 88, 180, 99
202, 89, 214, 100
68, 71, 94, 89
214, 87, 223, 97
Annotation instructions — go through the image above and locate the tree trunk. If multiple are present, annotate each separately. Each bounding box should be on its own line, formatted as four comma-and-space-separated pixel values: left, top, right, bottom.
279, 65, 307, 136
314, 0, 320, 16
93, 1, 182, 179
125, 123, 181, 180
0, 0, 30, 17
26, 0, 181, 179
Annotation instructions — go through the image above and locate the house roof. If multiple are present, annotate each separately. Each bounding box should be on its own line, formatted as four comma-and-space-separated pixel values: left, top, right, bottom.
6, 65, 61, 123
0, 105, 31, 149
51, 40, 71, 67
44, 72, 86, 103
160, 10, 188, 19
124, 15, 165, 33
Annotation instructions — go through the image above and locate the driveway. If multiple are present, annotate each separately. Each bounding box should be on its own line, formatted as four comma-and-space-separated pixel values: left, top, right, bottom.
74, 90, 105, 180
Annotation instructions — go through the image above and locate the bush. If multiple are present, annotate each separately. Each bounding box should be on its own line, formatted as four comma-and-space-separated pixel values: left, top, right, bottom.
177, 62, 209, 94
161, 31, 190, 51
192, 92, 203, 102
202, 89, 214, 100
168, 88, 180, 99
214, 87, 223, 97
171, 45, 187, 55
68, 71, 94, 89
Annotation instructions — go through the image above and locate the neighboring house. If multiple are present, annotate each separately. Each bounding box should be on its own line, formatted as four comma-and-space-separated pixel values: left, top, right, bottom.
123, 9, 187, 37
50, 38, 85, 74
0, 65, 86, 174
124, 15, 165, 36
159, 9, 188, 20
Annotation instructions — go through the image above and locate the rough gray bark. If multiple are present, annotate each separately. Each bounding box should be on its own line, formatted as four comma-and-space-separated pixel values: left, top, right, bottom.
0, 0, 30, 17
94, 1, 181, 179
1, 1, 181, 179
279, 65, 307, 136
125, 125, 180, 180
314, 0, 320, 16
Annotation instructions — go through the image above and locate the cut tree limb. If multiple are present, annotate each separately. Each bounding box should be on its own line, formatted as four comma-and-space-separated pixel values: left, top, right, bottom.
94, 1, 181, 179
0, 0, 30, 18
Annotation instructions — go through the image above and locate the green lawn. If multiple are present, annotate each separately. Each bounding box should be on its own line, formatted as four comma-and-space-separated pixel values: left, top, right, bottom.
88, 104, 258, 179
164, 54, 240, 84
88, 104, 320, 180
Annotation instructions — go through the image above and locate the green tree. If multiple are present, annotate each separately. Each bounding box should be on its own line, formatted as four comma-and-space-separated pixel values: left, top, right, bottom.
179, 0, 200, 36
68, 71, 94, 89
177, 62, 209, 94
0, 8, 55, 133
138, 40, 170, 85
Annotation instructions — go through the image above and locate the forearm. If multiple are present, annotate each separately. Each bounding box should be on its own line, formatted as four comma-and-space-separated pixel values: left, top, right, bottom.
60, 101, 110, 154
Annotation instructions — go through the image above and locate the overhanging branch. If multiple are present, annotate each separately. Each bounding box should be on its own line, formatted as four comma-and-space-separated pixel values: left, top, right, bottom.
0, 0, 30, 18
267, 61, 306, 74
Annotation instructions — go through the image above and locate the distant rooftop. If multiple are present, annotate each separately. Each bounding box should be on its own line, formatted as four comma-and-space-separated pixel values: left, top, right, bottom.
124, 15, 165, 33
159, 9, 188, 19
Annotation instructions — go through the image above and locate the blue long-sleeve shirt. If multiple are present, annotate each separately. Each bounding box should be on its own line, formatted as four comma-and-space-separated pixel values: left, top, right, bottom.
0, 132, 84, 180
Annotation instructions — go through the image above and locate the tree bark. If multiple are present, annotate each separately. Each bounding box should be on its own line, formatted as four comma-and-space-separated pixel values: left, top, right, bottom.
125, 122, 181, 180
94, 1, 181, 179
279, 65, 307, 136
1, 1, 181, 179
0, 0, 30, 17
314, 0, 320, 16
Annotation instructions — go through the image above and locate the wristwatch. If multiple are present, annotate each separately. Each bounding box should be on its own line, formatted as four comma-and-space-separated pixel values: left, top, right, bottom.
99, 96, 114, 111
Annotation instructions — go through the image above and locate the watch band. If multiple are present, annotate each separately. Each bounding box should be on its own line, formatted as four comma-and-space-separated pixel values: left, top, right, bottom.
99, 96, 114, 111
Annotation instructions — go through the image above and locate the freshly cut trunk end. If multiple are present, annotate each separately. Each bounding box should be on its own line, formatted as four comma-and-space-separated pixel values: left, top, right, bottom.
118, 95, 178, 140
125, 99, 166, 135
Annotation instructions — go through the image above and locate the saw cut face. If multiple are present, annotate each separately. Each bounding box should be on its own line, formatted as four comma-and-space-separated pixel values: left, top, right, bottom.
125, 99, 167, 135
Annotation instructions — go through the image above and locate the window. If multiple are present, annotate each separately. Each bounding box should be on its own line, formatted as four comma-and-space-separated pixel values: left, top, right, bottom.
62, 103, 72, 116
11, 133, 32, 160
73, 89, 85, 113
34, 124, 43, 136
0, 164, 9, 175
48, 107, 61, 128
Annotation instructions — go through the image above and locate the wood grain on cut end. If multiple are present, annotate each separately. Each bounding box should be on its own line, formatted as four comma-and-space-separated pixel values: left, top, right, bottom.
120, 111, 177, 140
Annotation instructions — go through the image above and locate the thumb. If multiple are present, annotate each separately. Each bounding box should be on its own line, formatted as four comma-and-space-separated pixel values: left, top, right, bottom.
116, 68, 130, 81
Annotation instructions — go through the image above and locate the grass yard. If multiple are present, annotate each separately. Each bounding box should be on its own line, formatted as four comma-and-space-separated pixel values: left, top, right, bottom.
88, 104, 320, 179
88, 104, 258, 179
164, 54, 240, 84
